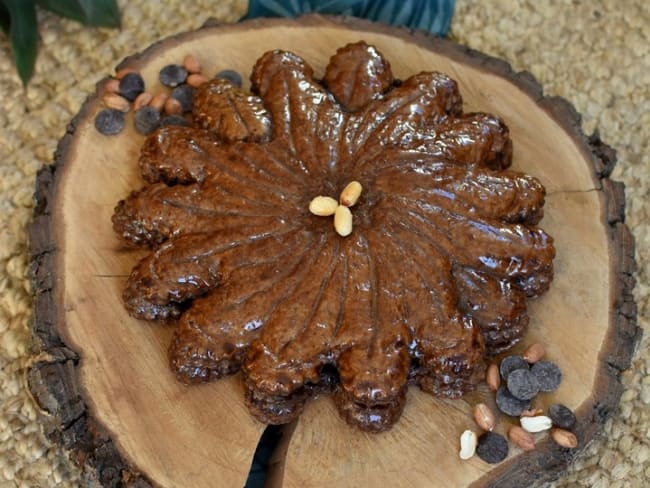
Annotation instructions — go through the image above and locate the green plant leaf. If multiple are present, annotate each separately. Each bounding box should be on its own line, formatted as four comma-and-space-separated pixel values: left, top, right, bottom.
2, 0, 38, 85
36, 0, 120, 27
243, 0, 455, 36
0, 2, 10, 35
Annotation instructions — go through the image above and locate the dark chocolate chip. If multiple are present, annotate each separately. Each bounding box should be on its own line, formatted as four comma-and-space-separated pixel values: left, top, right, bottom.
119, 73, 145, 101
160, 114, 189, 127
506, 368, 540, 401
215, 69, 242, 87
170, 84, 195, 112
495, 386, 531, 416
531, 360, 562, 392
94, 109, 125, 135
160, 64, 188, 87
499, 355, 529, 380
549, 404, 576, 430
134, 106, 161, 135
476, 432, 509, 464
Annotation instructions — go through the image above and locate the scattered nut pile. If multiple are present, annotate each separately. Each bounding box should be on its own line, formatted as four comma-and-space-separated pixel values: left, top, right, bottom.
459, 342, 579, 464
94, 54, 241, 136
309, 181, 363, 237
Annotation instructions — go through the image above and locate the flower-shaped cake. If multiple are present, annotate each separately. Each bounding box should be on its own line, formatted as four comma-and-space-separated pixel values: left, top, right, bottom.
112, 42, 555, 432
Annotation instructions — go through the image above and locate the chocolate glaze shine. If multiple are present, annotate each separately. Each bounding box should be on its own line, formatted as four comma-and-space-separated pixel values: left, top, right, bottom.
112, 41, 555, 431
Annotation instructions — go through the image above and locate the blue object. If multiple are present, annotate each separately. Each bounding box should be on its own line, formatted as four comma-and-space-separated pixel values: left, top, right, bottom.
244, 0, 456, 36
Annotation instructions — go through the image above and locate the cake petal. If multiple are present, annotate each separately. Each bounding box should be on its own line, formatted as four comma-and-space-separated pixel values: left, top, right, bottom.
453, 267, 529, 354
202, 142, 306, 204
342, 71, 462, 165
123, 225, 298, 320
251, 50, 313, 97
113, 181, 289, 246
242, 234, 337, 423
335, 343, 409, 432
374, 162, 546, 224
408, 113, 513, 170
192, 78, 272, 143
334, 231, 411, 431
436, 169, 545, 224
116, 138, 307, 247
379, 221, 485, 397
168, 230, 315, 382
322, 41, 393, 112
139, 126, 219, 184
391, 196, 554, 285
356, 148, 454, 177
251, 50, 345, 178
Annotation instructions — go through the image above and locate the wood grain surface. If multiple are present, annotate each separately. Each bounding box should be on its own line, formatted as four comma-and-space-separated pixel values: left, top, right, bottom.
27, 15, 639, 488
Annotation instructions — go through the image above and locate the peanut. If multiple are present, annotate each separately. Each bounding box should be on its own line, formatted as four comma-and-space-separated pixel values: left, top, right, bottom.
340, 181, 363, 207
103, 93, 130, 112
104, 78, 120, 94
115, 68, 135, 79
508, 425, 536, 451
164, 97, 183, 115
459, 430, 477, 460
133, 92, 153, 111
520, 407, 544, 418
473, 403, 496, 431
150, 92, 169, 112
183, 54, 202, 74
334, 205, 353, 237
520, 415, 552, 433
523, 343, 546, 363
187, 73, 209, 88
486, 363, 500, 391
309, 196, 338, 216
550, 428, 578, 448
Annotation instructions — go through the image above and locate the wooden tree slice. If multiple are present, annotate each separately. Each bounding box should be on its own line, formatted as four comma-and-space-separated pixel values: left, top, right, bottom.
28, 14, 640, 488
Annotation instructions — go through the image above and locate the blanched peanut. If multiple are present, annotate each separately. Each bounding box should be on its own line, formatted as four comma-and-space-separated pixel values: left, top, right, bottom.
334, 205, 353, 237
309, 196, 338, 216
340, 181, 363, 207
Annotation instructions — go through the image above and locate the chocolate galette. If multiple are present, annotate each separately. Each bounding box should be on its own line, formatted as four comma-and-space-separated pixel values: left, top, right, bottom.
112, 42, 555, 431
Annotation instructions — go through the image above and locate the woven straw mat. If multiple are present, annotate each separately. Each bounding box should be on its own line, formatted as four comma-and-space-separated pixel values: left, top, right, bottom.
0, 0, 648, 486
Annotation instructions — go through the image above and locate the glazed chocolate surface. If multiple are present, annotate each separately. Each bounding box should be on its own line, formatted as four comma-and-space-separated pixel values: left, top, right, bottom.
112, 41, 555, 432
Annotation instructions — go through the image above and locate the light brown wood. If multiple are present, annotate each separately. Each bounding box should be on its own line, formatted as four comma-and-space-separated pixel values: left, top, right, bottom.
28, 15, 639, 488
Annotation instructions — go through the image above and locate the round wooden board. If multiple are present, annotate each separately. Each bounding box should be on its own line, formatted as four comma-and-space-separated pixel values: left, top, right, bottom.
27, 14, 639, 488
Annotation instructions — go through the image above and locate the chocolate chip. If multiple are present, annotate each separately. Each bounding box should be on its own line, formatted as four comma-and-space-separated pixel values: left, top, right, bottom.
170, 84, 195, 112
160, 114, 189, 127
160, 64, 188, 87
499, 355, 528, 380
94, 109, 125, 135
215, 69, 242, 87
118, 73, 145, 101
495, 386, 531, 416
506, 368, 540, 401
476, 432, 508, 464
531, 360, 562, 392
549, 404, 576, 430
134, 106, 161, 135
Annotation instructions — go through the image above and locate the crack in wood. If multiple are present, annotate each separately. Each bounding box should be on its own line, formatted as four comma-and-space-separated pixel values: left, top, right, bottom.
546, 187, 600, 196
